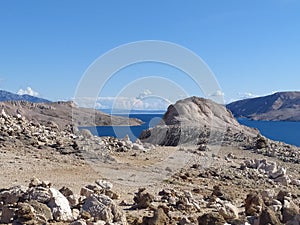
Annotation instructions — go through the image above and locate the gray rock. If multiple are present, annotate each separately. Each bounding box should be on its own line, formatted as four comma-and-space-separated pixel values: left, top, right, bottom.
26, 187, 51, 203
133, 188, 154, 209
0, 205, 17, 223
70, 219, 88, 225
82, 194, 125, 223
282, 199, 300, 223
142, 207, 169, 225
286, 215, 300, 225
245, 192, 264, 216
29, 200, 53, 222
198, 213, 226, 225
258, 207, 281, 225
0, 185, 27, 205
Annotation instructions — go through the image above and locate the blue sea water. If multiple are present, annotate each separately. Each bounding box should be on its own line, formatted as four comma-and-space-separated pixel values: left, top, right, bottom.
238, 118, 300, 147
80, 114, 300, 147
80, 114, 164, 141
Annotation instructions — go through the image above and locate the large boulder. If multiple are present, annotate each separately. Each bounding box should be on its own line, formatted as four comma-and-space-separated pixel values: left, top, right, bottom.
47, 188, 73, 222
140, 96, 258, 146
81, 194, 126, 224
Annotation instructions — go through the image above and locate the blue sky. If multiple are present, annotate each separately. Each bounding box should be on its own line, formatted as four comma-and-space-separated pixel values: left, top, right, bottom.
0, 0, 300, 108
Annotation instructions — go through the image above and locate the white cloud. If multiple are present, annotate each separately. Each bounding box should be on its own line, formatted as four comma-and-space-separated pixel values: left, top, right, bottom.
137, 89, 152, 99
209, 90, 224, 97
17, 87, 39, 97
75, 96, 170, 110
238, 92, 259, 99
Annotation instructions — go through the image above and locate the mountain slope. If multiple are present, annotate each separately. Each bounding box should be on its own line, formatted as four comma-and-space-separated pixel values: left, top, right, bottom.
227, 91, 300, 121
0, 90, 50, 103
0, 101, 143, 129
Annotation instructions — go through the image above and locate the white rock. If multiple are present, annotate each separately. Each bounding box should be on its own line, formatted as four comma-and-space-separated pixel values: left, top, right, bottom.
92, 221, 106, 225
48, 188, 73, 221
1, 109, 8, 118
132, 143, 145, 151
95, 180, 113, 190
269, 167, 286, 179
219, 203, 239, 220
135, 138, 143, 145
274, 175, 291, 186
291, 179, 300, 186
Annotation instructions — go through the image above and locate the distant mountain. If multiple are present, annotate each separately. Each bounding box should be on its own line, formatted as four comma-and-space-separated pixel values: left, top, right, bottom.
0, 90, 50, 103
227, 91, 300, 121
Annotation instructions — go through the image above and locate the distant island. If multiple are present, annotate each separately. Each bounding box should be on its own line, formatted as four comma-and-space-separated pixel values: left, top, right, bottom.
227, 91, 300, 121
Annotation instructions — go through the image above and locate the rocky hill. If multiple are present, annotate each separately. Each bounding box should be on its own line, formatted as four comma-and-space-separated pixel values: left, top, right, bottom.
0, 90, 50, 103
140, 96, 259, 146
0, 106, 299, 225
0, 101, 142, 128
227, 91, 300, 121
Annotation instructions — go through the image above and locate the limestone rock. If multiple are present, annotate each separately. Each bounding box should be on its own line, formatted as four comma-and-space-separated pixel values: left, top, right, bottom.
219, 203, 239, 220
140, 96, 258, 146
48, 188, 73, 221
82, 194, 126, 224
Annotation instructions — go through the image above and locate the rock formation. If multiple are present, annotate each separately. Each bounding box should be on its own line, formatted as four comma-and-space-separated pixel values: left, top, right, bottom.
140, 96, 258, 146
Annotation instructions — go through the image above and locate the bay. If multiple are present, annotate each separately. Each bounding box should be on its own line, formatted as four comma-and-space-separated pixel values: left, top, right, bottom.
238, 118, 300, 147
81, 114, 300, 147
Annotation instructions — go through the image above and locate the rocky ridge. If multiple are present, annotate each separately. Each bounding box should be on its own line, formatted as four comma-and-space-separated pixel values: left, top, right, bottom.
227, 91, 300, 121
0, 101, 142, 129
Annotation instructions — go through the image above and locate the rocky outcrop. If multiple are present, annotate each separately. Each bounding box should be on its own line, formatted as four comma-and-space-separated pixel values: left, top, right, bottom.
140, 96, 258, 146
227, 91, 300, 121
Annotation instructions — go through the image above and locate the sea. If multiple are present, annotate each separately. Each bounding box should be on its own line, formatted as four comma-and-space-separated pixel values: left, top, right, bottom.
81, 113, 300, 147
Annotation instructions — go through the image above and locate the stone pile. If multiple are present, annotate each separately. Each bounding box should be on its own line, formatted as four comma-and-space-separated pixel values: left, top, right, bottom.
254, 135, 300, 164
0, 110, 153, 157
241, 159, 300, 186
0, 109, 78, 152
244, 190, 300, 225
0, 178, 127, 225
